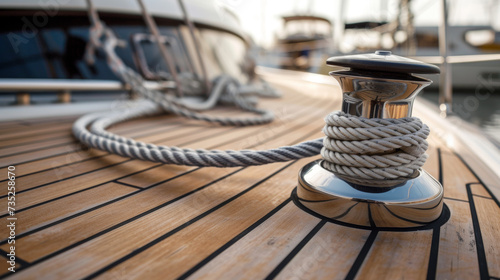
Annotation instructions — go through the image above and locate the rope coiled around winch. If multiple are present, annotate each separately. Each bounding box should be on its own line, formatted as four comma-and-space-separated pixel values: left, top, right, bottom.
320, 111, 429, 186
74, 107, 429, 186
74, 11, 430, 185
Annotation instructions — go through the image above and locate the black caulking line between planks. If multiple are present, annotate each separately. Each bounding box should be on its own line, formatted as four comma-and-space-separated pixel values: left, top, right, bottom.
0, 105, 329, 246
81, 162, 296, 280
344, 230, 379, 280
0, 94, 336, 276
6, 167, 247, 276
0, 167, 202, 246
0, 120, 235, 207
467, 183, 491, 280
426, 147, 444, 280
178, 198, 293, 280
264, 220, 327, 280
454, 151, 500, 209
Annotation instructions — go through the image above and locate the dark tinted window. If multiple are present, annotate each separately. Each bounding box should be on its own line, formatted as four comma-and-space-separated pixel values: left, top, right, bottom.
0, 12, 189, 81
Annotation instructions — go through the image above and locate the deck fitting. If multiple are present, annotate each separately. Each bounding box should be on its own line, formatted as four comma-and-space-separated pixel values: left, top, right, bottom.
297, 160, 444, 228
297, 51, 444, 229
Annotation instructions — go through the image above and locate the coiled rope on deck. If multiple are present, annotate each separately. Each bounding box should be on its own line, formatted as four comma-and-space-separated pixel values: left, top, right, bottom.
73, 13, 430, 185
321, 111, 429, 186
73, 102, 324, 167
73, 106, 429, 185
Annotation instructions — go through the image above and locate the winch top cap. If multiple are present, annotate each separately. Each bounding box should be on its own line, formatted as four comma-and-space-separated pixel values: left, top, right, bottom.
326, 50, 441, 75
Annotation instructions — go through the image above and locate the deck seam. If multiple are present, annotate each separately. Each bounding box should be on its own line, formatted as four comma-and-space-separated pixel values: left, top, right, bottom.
443, 196, 469, 203
264, 220, 327, 280
0, 93, 335, 277
0, 123, 191, 183
454, 152, 500, 208
0, 141, 79, 159
113, 180, 143, 190
344, 230, 379, 280
426, 146, 444, 280
426, 227, 441, 280
0, 167, 202, 246
0, 248, 30, 267
1, 104, 329, 243
0, 121, 238, 201
473, 194, 494, 200
79, 163, 294, 279
6, 167, 246, 275
466, 183, 491, 280
177, 198, 293, 279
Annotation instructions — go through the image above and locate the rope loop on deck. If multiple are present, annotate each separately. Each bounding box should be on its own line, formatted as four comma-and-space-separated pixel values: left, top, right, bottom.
73, 12, 430, 185
320, 111, 429, 186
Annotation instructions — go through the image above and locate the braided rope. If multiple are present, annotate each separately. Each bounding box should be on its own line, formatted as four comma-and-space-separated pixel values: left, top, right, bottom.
73, 103, 324, 167
73, 21, 430, 186
74, 22, 323, 167
321, 111, 429, 186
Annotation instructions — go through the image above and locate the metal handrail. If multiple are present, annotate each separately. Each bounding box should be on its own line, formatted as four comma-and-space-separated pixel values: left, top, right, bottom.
410, 53, 500, 65
0, 79, 175, 91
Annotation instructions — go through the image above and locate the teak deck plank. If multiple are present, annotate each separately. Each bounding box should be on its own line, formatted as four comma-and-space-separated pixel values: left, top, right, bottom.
356, 231, 433, 280
0, 154, 129, 196
440, 151, 477, 201
437, 199, 480, 279
0, 122, 73, 142
274, 223, 369, 280
0, 149, 108, 181
94, 158, 324, 280
0, 143, 80, 167
0, 75, 499, 279
473, 194, 500, 278
423, 146, 440, 183
6, 166, 235, 263
0, 116, 181, 169
0, 131, 73, 151
11, 162, 296, 278
187, 203, 321, 280
0, 120, 189, 181
0, 125, 239, 213
0, 256, 19, 273
0, 182, 136, 239
470, 182, 493, 198
0, 122, 189, 181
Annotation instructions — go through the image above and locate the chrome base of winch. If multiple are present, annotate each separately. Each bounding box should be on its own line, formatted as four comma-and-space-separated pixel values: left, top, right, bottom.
297, 160, 444, 229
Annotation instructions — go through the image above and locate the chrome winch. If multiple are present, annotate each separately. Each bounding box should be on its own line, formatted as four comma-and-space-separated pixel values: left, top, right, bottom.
296, 50, 444, 229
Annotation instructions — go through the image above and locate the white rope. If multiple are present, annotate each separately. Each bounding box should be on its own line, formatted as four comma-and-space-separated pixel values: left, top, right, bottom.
73, 16, 430, 186
72, 102, 324, 167
73, 106, 428, 185
320, 111, 429, 186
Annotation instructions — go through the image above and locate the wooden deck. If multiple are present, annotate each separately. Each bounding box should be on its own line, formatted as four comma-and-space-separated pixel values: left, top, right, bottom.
0, 74, 499, 279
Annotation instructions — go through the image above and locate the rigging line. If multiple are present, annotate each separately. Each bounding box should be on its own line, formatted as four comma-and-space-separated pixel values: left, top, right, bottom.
76, 0, 428, 186
136, 0, 184, 97
177, 0, 211, 94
